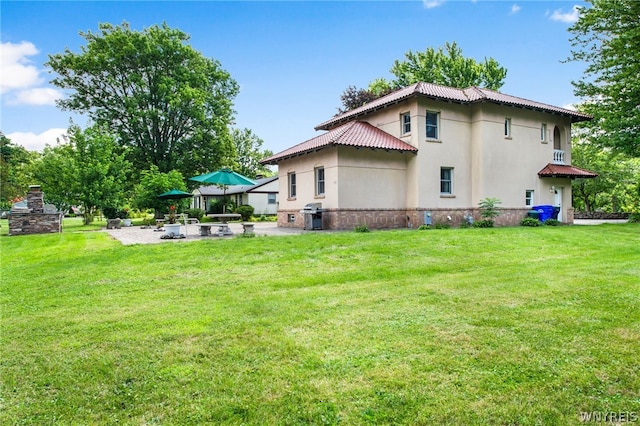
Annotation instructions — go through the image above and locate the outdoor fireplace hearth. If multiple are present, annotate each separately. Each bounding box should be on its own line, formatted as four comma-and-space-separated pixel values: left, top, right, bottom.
8, 186, 63, 236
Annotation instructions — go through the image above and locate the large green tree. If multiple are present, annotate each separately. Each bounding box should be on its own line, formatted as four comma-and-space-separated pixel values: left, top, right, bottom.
572, 140, 640, 213
230, 128, 274, 179
47, 22, 239, 178
567, 0, 640, 157
383, 42, 507, 91
338, 42, 507, 112
0, 132, 39, 208
34, 124, 131, 224
133, 165, 188, 217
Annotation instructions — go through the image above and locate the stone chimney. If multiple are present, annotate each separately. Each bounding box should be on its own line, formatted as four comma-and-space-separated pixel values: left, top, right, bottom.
27, 185, 45, 213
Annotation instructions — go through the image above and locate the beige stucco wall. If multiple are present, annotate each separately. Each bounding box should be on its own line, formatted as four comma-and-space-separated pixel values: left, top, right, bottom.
358, 97, 576, 221
276, 145, 412, 213
274, 95, 579, 226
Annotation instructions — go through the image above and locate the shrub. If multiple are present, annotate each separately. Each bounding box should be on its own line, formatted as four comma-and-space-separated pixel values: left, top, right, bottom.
473, 219, 494, 228
544, 219, 560, 226
434, 223, 451, 229
186, 208, 205, 221
628, 213, 640, 223
417, 224, 431, 230
102, 206, 119, 219
520, 217, 541, 227
354, 224, 370, 233
235, 205, 254, 221
478, 197, 502, 220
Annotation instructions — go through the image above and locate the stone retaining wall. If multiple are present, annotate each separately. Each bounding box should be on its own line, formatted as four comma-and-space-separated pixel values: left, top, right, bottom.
574, 212, 630, 220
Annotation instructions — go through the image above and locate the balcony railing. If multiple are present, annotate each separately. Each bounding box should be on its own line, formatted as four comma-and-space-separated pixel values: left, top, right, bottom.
553, 149, 565, 164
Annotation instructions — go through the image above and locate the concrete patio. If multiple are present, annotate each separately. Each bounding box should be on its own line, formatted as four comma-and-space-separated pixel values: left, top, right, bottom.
104, 221, 304, 245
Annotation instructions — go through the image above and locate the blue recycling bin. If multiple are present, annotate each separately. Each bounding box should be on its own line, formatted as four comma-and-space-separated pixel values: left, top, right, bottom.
532, 205, 554, 222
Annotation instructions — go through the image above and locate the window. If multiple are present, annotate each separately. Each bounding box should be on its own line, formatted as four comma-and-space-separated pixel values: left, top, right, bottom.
288, 172, 296, 198
504, 118, 511, 138
426, 111, 439, 139
526, 190, 534, 207
540, 123, 547, 142
440, 167, 453, 195
401, 112, 411, 135
268, 193, 276, 204
315, 167, 325, 196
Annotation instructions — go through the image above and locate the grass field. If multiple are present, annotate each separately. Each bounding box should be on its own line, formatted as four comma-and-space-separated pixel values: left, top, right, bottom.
1, 220, 639, 425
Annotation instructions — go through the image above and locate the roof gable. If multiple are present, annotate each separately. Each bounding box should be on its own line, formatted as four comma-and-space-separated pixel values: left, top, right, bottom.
260, 121, 417, 165
315, 82, 592, 130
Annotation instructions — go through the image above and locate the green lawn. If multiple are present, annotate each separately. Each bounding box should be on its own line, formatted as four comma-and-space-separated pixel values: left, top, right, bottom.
1, 222, 638, 425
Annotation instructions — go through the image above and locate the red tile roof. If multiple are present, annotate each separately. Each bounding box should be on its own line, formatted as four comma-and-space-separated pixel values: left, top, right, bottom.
260, 121, 417, 165
538, 163, 598, 178
316, 82, 592, 130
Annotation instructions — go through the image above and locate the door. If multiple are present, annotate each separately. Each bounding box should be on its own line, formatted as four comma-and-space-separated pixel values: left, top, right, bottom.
554, 187, 563, 221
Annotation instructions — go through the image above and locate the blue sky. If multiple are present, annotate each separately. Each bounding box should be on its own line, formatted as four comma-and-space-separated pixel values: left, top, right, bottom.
1, 0, 586, 154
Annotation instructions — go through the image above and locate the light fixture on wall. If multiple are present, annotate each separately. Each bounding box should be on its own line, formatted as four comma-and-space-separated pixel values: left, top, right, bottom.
550, 185, 556, 193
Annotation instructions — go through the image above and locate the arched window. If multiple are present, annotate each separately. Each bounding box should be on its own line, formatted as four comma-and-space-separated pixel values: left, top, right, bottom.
553, 126, 562, 150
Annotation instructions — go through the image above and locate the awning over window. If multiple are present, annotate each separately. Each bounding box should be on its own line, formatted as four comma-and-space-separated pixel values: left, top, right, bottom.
538, 163, 598, 179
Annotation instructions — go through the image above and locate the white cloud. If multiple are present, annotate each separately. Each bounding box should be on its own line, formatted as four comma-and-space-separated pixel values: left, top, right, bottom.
548, 5, 581, 24
7, 87, 62, 106
6, 128, 68, 152
423, 0, 445, 9
510, 4, 521, 15
0, 41, 42, 94
0, 40, 63, 106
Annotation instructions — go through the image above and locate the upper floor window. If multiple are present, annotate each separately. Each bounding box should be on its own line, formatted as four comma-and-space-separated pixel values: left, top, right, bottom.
288, 172, 296, 199
401, 112, 411, 135
426, 111, 439, 139
440, 167, 453, 195
505, 118, 511, 138
541, 123, 547, 142
315, 167, 325, 196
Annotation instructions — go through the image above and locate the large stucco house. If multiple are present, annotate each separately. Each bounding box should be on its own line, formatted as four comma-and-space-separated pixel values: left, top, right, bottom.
261, 82, 597, 230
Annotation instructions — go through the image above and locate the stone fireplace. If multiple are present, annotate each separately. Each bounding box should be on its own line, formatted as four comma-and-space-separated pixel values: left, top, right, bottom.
8, 186, 63, 236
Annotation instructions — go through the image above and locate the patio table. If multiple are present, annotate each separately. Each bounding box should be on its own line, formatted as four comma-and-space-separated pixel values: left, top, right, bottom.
207, 213, 242, 236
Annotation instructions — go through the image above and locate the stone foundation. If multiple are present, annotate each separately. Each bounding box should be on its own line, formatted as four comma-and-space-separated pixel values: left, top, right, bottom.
278, 207, 532, 231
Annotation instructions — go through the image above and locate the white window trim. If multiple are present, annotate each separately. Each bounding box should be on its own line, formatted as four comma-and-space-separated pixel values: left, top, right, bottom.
315, 166, 325, 197
426, 110, 440, 141
401, 112, 411, 135
288, 172, 296, 199
440, 167, 453, 196
526, 190, 534, 207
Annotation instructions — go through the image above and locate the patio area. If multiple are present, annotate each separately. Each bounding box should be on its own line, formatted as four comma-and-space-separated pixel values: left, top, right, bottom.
104, 221, 304, 245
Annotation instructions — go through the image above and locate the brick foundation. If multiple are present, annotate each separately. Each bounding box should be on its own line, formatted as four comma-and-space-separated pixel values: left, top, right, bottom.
278, 207, 532, 230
